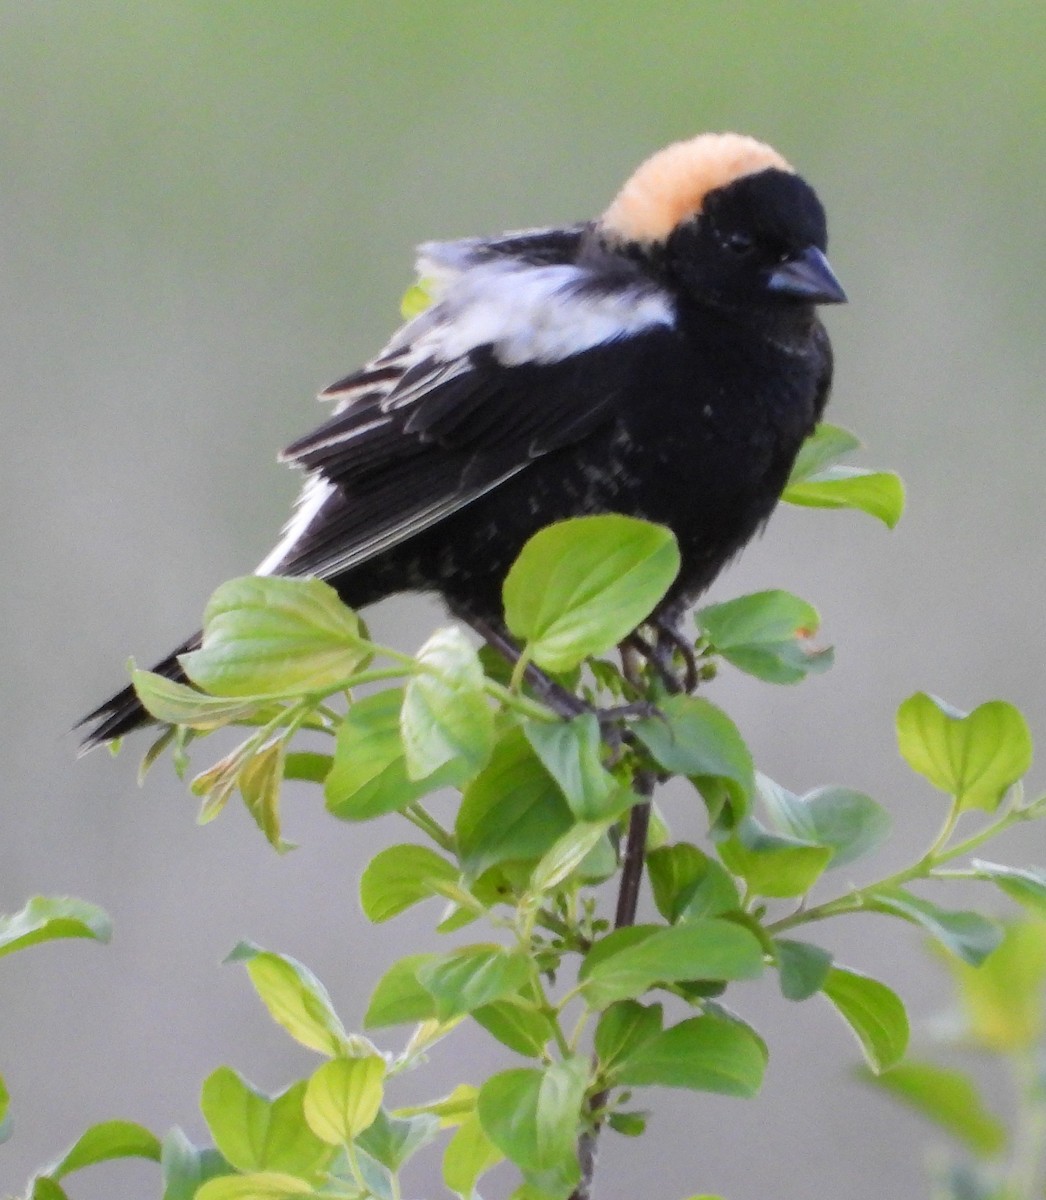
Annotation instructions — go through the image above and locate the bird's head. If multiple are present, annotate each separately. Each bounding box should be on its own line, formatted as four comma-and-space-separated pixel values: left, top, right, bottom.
600, 132, 846, 310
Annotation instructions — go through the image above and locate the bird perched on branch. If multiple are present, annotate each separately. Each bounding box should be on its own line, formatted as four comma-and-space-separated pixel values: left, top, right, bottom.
80, 132, 845, 750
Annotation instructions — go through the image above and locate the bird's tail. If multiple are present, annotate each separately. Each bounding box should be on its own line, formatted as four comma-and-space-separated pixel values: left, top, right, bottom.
77, 633, 201, 754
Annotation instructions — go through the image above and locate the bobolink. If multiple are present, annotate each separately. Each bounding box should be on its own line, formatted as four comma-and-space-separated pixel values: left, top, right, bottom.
80, 132, 845, 749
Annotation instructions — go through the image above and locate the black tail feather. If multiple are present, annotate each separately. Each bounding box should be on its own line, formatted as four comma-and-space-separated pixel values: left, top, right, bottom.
77, 633, 201, 753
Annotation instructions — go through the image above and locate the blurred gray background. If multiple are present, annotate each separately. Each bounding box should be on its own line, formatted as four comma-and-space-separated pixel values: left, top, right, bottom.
2, 3, 1044, 1197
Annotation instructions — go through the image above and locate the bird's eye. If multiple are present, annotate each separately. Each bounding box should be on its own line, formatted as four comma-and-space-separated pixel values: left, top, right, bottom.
724, 232, 755, 256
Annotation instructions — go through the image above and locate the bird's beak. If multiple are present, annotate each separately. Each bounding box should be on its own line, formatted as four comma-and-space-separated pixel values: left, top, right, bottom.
766, 246, 847, 305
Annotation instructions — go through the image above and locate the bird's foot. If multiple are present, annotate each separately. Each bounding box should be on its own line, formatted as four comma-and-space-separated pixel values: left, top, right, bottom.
626, 617, 699, 695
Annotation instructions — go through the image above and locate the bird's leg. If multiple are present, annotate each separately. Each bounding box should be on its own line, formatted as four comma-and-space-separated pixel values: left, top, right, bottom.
465, 616, 587, 719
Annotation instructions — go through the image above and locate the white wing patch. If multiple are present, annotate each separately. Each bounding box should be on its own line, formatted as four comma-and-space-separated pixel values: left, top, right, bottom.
425, 259, 674, 367
255, 472, 336, 576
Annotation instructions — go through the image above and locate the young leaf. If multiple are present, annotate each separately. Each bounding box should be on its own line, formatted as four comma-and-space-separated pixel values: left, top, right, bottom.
896, 693, 1032, 813
616, 1012, 767, 1097
477, 1058, 588, 1182
180, 576, 371, 698
758, 775, 891, 868
936, 918, 1046, 1052
363, 955, 438, 1028
44, 1120, 162, 1180
822, 966, 909, 1073
696, 590, 832, 684
226, 943, 350, 1055
646, 843, 740, 923
401, 626, 494, 780
28, 1181, 70, 1200
200, 1069, 331, 1179
325, 688, 459, 821
394, 1083, 478, 1129
416, 945, 531, 1021
503, 515, 680, 672
456, 729, 573, 878
400, 277, 434, 319
529, 820, 616, 895
864, 1060, 1006, 1156
131, 669, 271, 729
303, 1056, 386, 1144
161, 1128, 232, 1200
867, 889, 1003, 966
473, 999, 556, 1058
969, 860, 1046, 918
524, 714, 624, 821
594, 1001, 663, 1077
718, 816, 832, 899
0, 896, 111, 959
774, 939, 833, 1001
282, 752, 333, 784
443, 1111, 504, 1199
238, 741, 291, 852
359, 844, 459, 923
357, 1109, 439, 1171
633, 694, 754, 826
579, 920, 763, 1008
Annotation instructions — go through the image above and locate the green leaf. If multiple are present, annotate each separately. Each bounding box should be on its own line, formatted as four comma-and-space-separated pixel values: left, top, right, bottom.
196, 1174, 319, 1200
282, 752, 333, 783
788, 423, 862, 482
359, 844, 459, 923
29, 1181, 69, 1200
868, 889, 1003, 966
696, 590, 832, 683
45, 1120, 161, 1180
579, 920, 763, 1008
400, 278, 434, 319
0, 1072, 9, 1146
132, 669, 270, 729
718, 817, 832, 898
227, 943, 349, 1055
401, 626, 494, 780
477, 1058, 588, 1184
822, 966, 909, 1072
0, 896, 111, 959
443, 1112, 504, 1199
774, 939, 833, 1001
634, 694, 754, 828
616, 1012, 767, 1097
594, 1001, 663, 1077
503, 515, 680, 672
606, 1111, 647, 1137
161, 1128, 233, 1200
646, 843, 740, 923
417, 945, 531, 1021
529, 820, 617, 895
865, 1060, 1006, 1155
896, 693, 1033, 812
969, 860, 1046, 917
473, 1000, 556, 1058
524, 715, 623, 820
325, 688, 459, 821
200, 1069, 332, 1179
363, 955, 438, 1028
783, 466, 905, 527
456, 729, 573, 878
303, 1056, 386, 1144
757, 775, 891, 868
357, 1108, 440, 1171
181, 576, 371, 698
937, 918, 1046, 1052
239, 741, 291, 852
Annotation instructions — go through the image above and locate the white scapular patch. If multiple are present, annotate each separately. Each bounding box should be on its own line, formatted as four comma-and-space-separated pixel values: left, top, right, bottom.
255, 472, 336, 576
419, 259, 673, 367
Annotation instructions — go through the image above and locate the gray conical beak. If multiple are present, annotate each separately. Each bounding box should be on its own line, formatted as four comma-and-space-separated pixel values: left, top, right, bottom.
766, 246, 847, 305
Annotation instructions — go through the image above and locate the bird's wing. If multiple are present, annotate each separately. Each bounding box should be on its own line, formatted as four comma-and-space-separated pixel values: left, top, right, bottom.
258, 238, 674, 580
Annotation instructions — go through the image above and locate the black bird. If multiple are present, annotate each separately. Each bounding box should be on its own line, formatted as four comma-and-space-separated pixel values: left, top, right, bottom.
80, 132, 845, 749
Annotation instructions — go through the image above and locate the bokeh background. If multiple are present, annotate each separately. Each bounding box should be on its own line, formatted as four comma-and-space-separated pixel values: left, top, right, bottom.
2, 3, 1044, 1197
